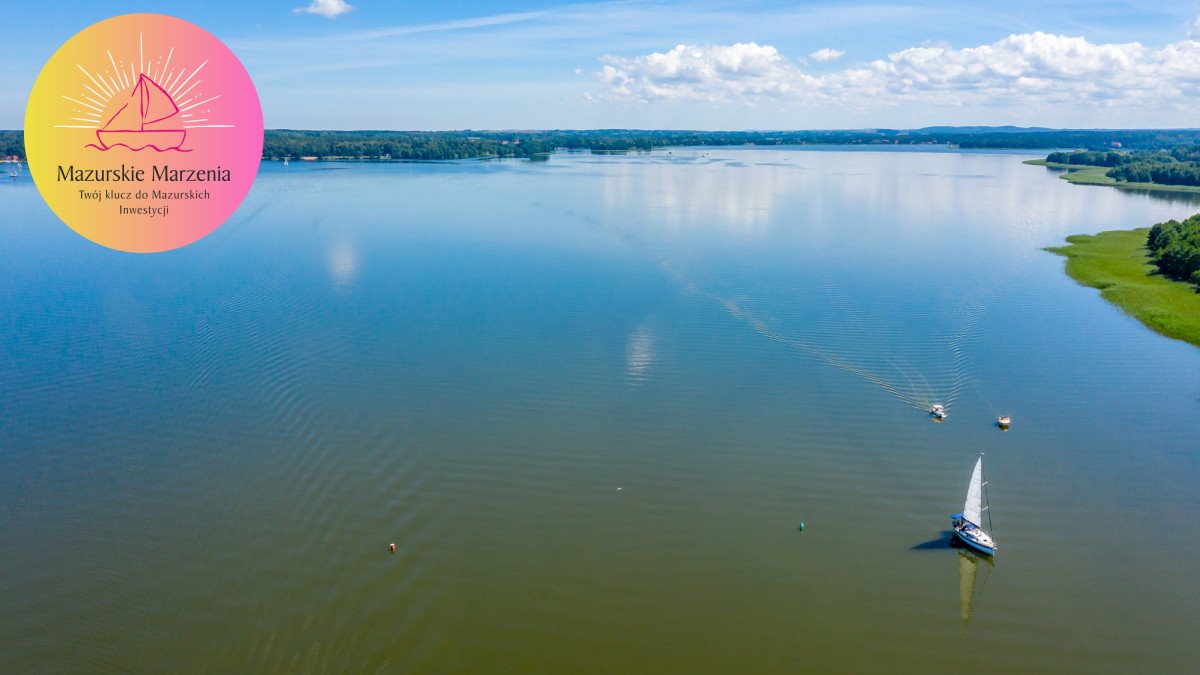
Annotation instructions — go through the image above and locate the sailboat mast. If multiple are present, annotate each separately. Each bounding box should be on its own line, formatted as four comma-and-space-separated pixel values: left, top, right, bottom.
980, 451, 993, 533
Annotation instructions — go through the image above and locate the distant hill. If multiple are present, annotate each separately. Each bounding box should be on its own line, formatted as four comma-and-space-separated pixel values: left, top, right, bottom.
917, 125, 1056, 134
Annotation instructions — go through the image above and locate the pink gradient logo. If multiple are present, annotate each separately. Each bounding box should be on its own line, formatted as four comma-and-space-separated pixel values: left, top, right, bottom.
26, 14, 263, 252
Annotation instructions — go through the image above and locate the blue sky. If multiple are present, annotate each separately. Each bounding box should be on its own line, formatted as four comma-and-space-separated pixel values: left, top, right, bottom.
5, 0, 1200, 129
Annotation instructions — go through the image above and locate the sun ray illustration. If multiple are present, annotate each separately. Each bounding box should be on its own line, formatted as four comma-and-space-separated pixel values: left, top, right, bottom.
154, 47, 173, 84
175, 79, 202, 102
55, 32, 233, 147
165, 67, 186, 94
62, 95, 103, 113
76, 64, 112, 98
169, 60, 206, 99
82, 83, 108, 103
180, 94, 219, 112
107, 51, 125, 90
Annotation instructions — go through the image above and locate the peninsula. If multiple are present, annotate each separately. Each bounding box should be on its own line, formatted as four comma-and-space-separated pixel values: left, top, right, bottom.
1047, 215, 1200, 348
1025, 146, 1200, 194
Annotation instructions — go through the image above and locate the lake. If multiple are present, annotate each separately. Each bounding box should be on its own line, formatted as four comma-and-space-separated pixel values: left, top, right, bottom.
2, 147, 1198, 672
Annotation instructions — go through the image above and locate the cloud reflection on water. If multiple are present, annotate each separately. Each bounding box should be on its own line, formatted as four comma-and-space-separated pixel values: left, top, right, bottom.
625, 323, 655, 386
327, 239, 358, 290
600, 152, 792, 238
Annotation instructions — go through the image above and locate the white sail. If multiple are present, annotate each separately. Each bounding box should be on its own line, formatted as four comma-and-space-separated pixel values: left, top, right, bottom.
963, 456, 984, 526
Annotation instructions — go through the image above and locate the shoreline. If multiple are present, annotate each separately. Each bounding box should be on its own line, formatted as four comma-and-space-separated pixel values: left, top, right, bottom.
1023, 159, 1200, 194
1046, 228, 1200, 348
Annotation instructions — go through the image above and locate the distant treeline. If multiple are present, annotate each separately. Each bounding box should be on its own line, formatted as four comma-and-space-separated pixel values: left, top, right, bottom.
0, 130, 23, 159
1045, 150, 1128, 167
260, 128, 1200, 160
260, 129, 932, 160
1046, 145, 1200, 187
6, 128, 1200, 162
1147, 214, 1200, 287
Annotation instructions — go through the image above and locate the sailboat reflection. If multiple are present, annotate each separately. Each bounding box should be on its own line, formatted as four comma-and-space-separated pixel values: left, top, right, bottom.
953, 542, 994, 630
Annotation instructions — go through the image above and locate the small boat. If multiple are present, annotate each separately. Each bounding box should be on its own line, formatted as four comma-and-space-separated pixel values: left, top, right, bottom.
951, 453, 996, 556
997, 415, 1011, 429
931, 404, 946, 420
7, 160, 18, 178
283, 157, 289, 166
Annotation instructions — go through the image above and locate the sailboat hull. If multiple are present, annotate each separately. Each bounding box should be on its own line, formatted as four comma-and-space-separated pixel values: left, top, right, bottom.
952, 528, 995, 556
951, 514, 996, 556
96, 130, 187, 152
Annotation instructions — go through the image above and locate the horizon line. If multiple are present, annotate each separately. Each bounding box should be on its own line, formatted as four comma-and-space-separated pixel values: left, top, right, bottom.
6, 126, 1200, 134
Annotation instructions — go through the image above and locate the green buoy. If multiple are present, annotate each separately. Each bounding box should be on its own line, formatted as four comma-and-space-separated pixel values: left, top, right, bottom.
798, 522, 805, 532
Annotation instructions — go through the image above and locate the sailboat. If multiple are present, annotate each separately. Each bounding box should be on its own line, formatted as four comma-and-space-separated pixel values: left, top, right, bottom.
951, 452, 996, 556
7, 161, 17, 178
95, 73, 187, 152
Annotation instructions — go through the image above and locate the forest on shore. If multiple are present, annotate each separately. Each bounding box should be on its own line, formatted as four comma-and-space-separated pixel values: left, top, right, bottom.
6, 128, 1200, 162
1045, 146, 1200, 187
1147, 214, 1200, 287
255, 128, 1200, 161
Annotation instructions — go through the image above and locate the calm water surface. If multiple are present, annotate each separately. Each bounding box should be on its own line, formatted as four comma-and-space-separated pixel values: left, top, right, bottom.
2, 148, 1199, 671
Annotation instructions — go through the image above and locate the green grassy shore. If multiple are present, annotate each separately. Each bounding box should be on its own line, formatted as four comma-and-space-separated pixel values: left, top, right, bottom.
1046, 228, 1200, 348
1023, 159, 1200, 194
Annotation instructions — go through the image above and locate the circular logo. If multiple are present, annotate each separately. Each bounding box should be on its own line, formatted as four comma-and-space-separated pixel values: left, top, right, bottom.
25, 14, 263, 253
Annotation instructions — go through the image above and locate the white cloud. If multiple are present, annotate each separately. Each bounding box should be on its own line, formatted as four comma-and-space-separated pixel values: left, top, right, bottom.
809, 48, 845, 63
594, 32, 1200, 110
336, 11, 544, 41
597, 43, 816, 103
1194, 15, 1200, 36
870, 32, 1200, 105
294, 0, 354, 19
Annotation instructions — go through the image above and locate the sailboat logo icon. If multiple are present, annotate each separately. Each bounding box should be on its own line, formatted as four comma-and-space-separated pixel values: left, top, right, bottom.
91, 73, 188, 152
56, 29, 232, 154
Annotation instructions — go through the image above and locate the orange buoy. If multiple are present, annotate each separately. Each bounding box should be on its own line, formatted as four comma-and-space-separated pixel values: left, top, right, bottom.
389, 543, 396, 554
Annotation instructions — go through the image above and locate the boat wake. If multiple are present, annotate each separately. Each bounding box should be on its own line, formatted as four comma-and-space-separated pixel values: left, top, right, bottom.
657, 260, 984, 413
555, 203, 1018, 416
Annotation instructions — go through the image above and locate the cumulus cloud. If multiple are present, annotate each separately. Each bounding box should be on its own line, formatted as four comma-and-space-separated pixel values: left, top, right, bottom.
809, 48, 845, 63
873, 32, 1200, 105
294, 0, 354, 18
593, 32, 1200, 110
597, 43, 815, 103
